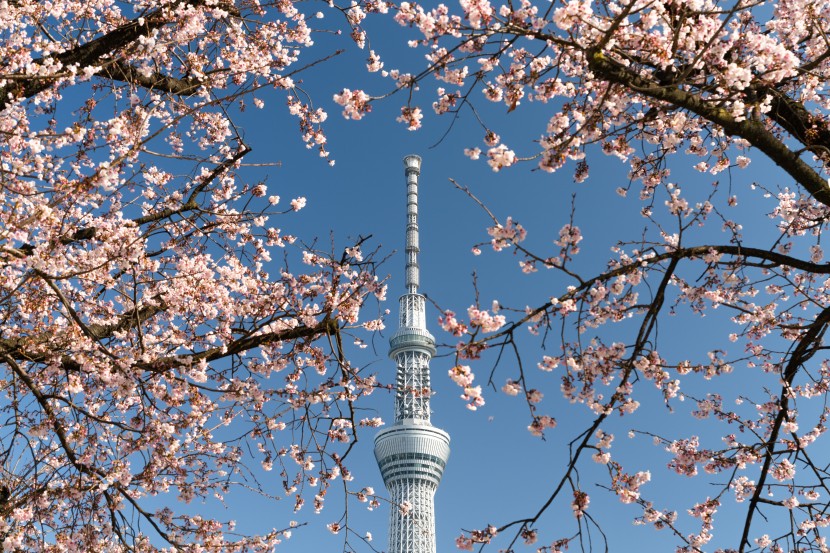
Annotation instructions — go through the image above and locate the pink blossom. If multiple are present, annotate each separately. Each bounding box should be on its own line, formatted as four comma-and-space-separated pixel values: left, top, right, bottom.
291, 197, 307, 211
333, 88, 372, 120
552, 0, 592, 30
439, 310, 469, 336
488, 217, 527, 250
756, 535, 772, 548
521, 528, 537, 545
359, 417, 383, 427
783, 496, 800, 509
464, 147, 481, 160
731, 476, 756, 503
572, 490, 590, 518
487, 144, 516, 171
462, 385, 485, 410
538, 356, 560, 371
459, 0, 493, 28
456, 536, 474, 551
467, 305, 506, 332
397, 106, 424, 130
449, 365, 475, 387
484, 130, 500, 146
554, 224, 583, 253
528, 415, 557, 436
502, 379, 521, 396
769, 459, 796, 481
366, 50, 384, 72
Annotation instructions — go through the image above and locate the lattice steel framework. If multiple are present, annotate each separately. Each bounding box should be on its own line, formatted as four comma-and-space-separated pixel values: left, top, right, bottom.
375, 155, 450, 553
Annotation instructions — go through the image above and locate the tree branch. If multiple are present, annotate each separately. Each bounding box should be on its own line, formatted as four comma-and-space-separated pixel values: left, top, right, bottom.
133, 144, 251, 225
587, 51, 830, 207
101, 59, 203, 96
483, 244, 830, 345
738, 305, 830, 551
0, 0, 213, 109
142, 318, 340, 372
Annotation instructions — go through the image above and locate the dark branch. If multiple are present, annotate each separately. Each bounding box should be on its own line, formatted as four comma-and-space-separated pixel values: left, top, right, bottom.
484, 244, 830, 345
138, 318, 341, 371
5, 147, 251, 257
587, 51, 830, 208
738, 305, 830, 551
133, 145, 251, 225
0, 0, 215, 109
101, 60, 203, 96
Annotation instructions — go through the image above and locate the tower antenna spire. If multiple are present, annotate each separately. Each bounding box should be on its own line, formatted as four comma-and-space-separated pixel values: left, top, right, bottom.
404, 154, 421, 295
375, 156, 451, 553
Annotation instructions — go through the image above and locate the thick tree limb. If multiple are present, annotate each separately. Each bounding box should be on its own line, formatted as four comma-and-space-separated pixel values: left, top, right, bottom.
0, 0, 207, 110
587, 51, 830, 208
760, 85, 830, 160
1, 315, 339, 376
0, 301, 165, 363
1, 147, 250, 259
143, 318, 340, 371
101, 60, 203, 96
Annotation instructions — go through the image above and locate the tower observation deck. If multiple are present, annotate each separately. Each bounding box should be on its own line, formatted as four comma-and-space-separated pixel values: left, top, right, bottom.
374, 155, 451, 553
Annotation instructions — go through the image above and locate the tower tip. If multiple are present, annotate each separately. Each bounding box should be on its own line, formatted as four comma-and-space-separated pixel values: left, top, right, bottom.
403, 154, 422, 172
403, 155, 421, 294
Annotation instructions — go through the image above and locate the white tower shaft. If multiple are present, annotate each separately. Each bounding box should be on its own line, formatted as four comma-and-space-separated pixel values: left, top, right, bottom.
405, 157, 420, 294
375, 156, 450, 553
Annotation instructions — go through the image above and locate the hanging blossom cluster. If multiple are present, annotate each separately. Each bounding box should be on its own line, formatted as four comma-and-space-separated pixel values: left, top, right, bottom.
448, 365, 485, 410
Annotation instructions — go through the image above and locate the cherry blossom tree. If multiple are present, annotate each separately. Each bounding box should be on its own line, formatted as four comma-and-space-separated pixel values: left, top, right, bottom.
333, 0, 830, 551
0, 1, 392, 551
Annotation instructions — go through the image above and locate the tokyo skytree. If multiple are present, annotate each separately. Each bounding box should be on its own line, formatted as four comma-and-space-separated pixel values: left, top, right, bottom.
374, 155, 451, 553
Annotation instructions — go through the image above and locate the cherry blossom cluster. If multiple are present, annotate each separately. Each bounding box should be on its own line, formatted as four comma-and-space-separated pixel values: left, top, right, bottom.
455, 525, 498, 551
610, 466, 651, 505
487, 216, 527, 251
448, 364, 485, 410
467, 305, 506, 333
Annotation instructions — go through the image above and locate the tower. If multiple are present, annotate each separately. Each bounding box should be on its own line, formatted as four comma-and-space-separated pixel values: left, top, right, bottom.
374, 155, 451, 553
